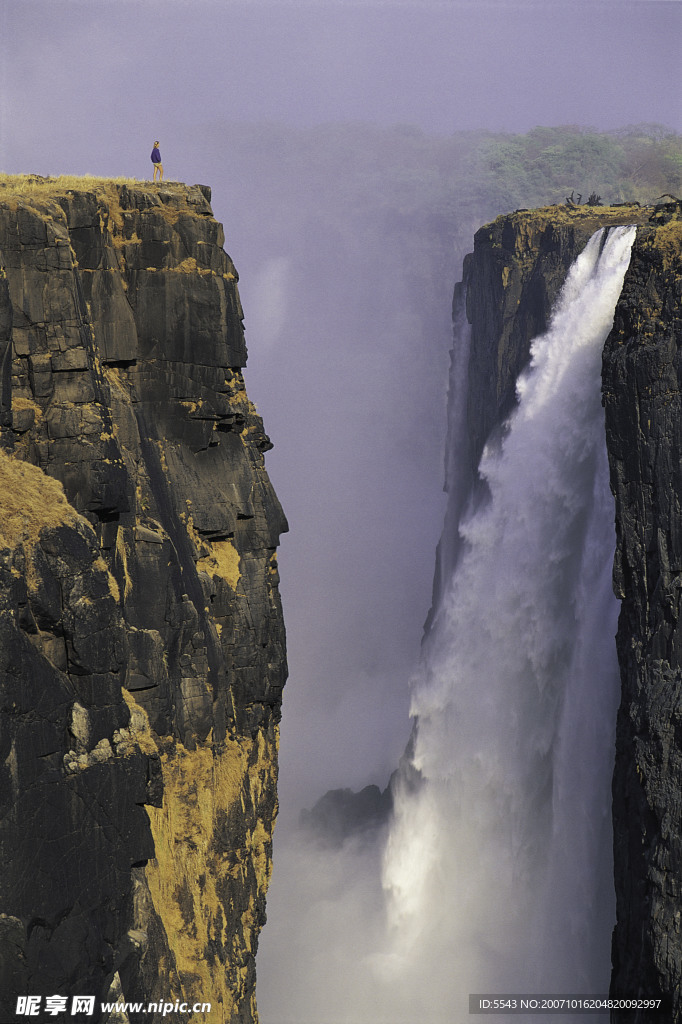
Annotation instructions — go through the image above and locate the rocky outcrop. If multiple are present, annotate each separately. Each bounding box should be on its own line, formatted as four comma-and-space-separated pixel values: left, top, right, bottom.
299, 784, 393, 849
460, 202, 681, 1022
0, 178, 287, 1023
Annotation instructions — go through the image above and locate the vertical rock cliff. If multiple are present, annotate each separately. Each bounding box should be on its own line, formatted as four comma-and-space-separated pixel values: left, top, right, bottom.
603, 216, 682, 1021
0, 178, 287, 1023
459, 202, 681, 1021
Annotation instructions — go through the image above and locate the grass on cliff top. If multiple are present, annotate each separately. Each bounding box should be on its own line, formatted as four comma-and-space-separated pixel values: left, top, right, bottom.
0, 173, 189, 199
650, 217, 682, 267
0, 173, 136, 193
479, 201, 662, 243
0, 447, 81, 550
507, 201, 651, 223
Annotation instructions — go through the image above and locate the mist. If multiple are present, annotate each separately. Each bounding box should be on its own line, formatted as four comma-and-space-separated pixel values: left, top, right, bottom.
1, 2, 681, 1022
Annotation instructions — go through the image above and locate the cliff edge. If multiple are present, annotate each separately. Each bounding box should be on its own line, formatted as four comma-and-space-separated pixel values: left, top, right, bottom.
0, 177, 287, 1023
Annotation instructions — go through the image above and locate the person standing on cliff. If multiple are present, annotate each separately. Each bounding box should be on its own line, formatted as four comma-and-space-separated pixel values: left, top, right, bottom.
151, 141, 163, 182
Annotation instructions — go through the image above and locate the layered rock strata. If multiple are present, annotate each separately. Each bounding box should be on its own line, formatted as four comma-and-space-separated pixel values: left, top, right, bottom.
0, 178, 287, 1023
459, 202, 681, 1022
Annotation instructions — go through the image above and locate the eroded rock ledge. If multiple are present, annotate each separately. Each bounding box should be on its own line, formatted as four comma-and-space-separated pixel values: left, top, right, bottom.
0, 178, 287, 1024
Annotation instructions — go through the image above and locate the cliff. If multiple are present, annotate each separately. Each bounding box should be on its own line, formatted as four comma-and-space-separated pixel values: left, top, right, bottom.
0, 177, 287, 1023
460, 201, 681, 1022
603, 217, 682, 1020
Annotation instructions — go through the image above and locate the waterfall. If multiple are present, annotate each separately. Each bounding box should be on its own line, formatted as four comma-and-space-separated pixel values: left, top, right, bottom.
381, 225, 637, 1020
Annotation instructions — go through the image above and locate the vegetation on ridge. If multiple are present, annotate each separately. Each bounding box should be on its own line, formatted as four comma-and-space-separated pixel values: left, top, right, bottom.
209, 120, 682, 317
0, 173, 142, 195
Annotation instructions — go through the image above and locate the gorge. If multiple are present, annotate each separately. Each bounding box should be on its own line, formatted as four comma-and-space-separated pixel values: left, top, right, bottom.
0, 178, 680, 1024
381, 205, 682, 1024
259, 202, 682, 1024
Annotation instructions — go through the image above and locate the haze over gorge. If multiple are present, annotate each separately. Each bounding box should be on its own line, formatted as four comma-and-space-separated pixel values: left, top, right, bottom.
0, 126, 681, 1024
256, 186, 682, 1024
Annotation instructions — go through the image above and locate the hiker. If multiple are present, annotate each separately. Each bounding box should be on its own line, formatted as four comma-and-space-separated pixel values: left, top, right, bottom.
151, 141, 163, 181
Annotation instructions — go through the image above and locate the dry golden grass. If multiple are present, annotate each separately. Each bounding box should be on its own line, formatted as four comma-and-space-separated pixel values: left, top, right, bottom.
0, 447, 81, 550
0, 175, 212, 237
173, 256, 212, 276
0, 174, 193, 214
497, 203, 653, 232
145, 729, 278, 1020
121, 689, 159, 757
651, 217, 682, 268
0, 173, 144, 198
197, 539, 241, 589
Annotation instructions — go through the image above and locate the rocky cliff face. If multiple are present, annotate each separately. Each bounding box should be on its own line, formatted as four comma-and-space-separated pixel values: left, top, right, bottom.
460, 202, 681, 1022
0, 178, 287, 1023
603, 217, 682, 1021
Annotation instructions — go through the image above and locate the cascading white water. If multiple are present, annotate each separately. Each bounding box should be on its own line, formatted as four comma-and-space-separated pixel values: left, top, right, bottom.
381, 225, 637, 1020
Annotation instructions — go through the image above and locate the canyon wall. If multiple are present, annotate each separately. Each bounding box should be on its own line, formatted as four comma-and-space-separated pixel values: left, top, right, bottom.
603, 216, 682, 1021
2, 177, 680, 1024
460, 201, 681, 1022
0, 179, 287, 1024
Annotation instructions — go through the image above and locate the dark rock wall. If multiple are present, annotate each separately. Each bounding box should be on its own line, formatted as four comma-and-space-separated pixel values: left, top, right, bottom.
603, 219, 682, 1022
459, 204, 681, 1023
0, 180, 287, 1023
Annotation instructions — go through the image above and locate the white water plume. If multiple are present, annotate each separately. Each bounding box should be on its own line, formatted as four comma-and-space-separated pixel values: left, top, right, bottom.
381, 225, 637, 1019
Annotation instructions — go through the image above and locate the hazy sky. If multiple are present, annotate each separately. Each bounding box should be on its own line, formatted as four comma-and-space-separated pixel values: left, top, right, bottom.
1, 0, 681, 181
